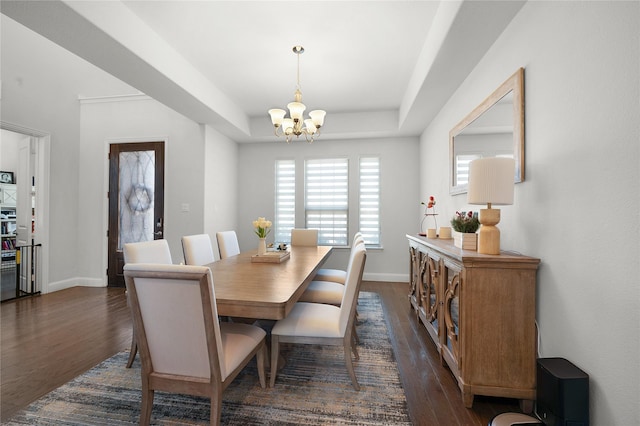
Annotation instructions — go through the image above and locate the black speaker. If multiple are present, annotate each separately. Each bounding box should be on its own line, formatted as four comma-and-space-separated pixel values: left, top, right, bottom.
535, 358, 589, 426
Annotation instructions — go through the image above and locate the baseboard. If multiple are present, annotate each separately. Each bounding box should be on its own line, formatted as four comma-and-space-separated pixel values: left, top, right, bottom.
47, 277, 105, 293
45, 274, 407, 292
363, 272, 409, 283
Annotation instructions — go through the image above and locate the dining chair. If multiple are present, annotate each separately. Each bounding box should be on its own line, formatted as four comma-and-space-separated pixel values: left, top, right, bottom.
124, 263, 267, 425
300, 234, 365, 305
216, 230, 240, 259
314, 232, 365, 284
290, 228, 318, 246
123, 239, 173, 368
270, 244, 366, 390
182, 234, 215, 265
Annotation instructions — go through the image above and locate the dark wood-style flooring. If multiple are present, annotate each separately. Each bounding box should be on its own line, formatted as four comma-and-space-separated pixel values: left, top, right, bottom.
0, 281, 520, 424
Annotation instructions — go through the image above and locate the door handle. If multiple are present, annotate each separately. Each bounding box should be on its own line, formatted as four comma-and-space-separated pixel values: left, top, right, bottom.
155, 217, 163, 238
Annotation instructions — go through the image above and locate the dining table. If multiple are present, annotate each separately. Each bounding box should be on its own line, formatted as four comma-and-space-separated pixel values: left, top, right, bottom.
205, 245, 332, 320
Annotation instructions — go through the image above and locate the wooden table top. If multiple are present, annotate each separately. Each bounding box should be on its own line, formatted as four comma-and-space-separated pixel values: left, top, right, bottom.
206, 245, 332, 320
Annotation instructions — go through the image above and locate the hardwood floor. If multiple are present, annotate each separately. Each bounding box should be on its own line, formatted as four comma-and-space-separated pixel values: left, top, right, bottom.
0, 282, 519, 424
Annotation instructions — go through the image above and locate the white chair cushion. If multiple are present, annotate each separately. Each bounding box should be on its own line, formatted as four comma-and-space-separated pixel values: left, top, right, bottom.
182, 234, 215, 266
216, 231, 240, 259
298, 280, 344, 305
123, 239, 173, 264
314, 268, 346, 284
272, 302, 341, 338
219, 322, 266, 380
290, 229, 318, 247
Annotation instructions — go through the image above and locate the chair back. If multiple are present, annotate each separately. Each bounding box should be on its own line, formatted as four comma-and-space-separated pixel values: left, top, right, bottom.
216, 231, 240, 259
124, 263, 225, 382
345, 234, 365, 270
290, 228, 318, 246
123, 239, 172, 264
182, 234, 215, 265
338, 244, 367, 334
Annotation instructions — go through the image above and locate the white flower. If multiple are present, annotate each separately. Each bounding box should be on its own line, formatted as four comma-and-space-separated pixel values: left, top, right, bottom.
253, 217, 272, 238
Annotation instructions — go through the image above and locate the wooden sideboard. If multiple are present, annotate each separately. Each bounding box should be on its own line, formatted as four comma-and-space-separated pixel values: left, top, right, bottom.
407, 234, 540, 409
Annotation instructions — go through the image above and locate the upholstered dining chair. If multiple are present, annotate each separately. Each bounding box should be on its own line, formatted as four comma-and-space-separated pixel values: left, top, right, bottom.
182, 234, 215, 266
216, 230, 240, 259
123, 239, 173, 368
124, 263, 267, 425
314, 232, 365, 285
300, 234, 366, 305
270, 244, 366, 390
290, 228, 318, 246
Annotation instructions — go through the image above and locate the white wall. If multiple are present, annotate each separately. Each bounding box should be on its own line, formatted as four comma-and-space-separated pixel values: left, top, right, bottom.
420, 2, 639, 424
77, 96, 207, 284
0, 130, 21, 172
1, 16, 82, 285
204, 124, 239, 257
237, 137, 420, 280
76, 98, 240, 279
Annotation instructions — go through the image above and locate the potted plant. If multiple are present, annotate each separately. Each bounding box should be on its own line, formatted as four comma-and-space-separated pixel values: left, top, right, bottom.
450, 211, 479, 250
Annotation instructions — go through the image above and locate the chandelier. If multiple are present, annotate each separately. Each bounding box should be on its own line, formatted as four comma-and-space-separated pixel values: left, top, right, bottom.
268, 46, 326, 143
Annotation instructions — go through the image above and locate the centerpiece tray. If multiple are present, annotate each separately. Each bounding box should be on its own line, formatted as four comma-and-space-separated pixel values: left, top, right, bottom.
251, 250, 290, 263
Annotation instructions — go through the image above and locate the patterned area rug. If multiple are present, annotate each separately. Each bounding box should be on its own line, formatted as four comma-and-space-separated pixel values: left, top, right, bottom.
7, 292, 410, 425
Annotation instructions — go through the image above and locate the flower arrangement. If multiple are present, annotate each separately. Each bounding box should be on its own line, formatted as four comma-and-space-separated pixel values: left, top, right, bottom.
253, 217, 272, 239
450, 211, 480, 233
421, 196, 436, 210
420, 196, 438, 235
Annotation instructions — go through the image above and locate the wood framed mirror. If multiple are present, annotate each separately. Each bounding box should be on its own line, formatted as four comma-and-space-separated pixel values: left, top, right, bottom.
449, 68, 524, 195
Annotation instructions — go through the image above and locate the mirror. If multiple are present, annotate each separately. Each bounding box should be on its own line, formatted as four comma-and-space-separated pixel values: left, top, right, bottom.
449, 68, 524, 195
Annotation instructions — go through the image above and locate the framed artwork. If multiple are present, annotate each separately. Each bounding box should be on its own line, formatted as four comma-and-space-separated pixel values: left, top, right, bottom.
0, 171, 14, 184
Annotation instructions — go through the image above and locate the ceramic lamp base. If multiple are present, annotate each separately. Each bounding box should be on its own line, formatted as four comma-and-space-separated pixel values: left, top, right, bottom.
477, 208, 501, 255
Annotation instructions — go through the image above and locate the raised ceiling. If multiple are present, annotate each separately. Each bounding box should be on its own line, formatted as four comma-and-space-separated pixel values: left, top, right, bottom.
1, 0, 525, 143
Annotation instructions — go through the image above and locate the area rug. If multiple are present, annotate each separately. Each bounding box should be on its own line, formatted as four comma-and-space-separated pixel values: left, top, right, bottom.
6, 292, 410, 425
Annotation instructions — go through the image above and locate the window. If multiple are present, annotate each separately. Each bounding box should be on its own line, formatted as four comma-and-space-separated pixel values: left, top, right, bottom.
359, 157, 380, 246
305, 158, 349, 246
455, 154, 481, 186
274, 156, 381, 247
274, 159, 295, 243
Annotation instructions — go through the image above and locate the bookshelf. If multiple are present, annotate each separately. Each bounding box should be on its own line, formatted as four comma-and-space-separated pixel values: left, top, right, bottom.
1, 184, 17, 270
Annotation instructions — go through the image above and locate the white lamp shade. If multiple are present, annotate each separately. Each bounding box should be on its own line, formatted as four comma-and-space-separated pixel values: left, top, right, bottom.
268, 109, 286, 126
282, 118, 294, 134
304, 119, 317, 134
467, 157, 515, 205
287, 102, 306, 120
308, 110, 326, 127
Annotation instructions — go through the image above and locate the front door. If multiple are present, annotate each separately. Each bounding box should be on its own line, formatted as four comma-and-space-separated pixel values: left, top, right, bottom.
107, 142, 165, 287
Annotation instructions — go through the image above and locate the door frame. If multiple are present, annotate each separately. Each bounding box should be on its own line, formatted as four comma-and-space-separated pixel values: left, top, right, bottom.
1, 121, 51, 294
102, 136, 167, 286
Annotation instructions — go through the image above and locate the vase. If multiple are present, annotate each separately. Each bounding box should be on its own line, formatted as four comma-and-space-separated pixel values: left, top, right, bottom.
257, 238, 267, 255
420, 213, 438, 236
452, 231, 477, 250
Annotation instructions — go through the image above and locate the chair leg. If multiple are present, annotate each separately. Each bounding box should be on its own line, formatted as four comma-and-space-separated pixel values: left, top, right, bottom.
256, 341, 267, 388
270, 335, 280, 387
210, 390, 223, 426
140, 383, 154, 426
352, 322, 359, 344
343, 343, 360, 391
126, 330, 137, 368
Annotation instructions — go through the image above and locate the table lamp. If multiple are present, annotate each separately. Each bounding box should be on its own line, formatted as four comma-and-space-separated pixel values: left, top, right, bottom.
467, 157, 515, 255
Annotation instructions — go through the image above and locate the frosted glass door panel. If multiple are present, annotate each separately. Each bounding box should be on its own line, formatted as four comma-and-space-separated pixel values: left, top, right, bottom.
118, 150, 155, 248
